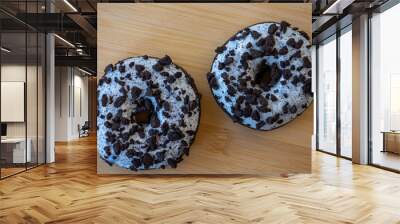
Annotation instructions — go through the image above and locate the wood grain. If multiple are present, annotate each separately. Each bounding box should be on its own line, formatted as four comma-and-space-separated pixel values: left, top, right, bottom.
386, 133, 400, 154
97, 3, 312, 175
88, 77, 98, 133
1, 135, 400, 223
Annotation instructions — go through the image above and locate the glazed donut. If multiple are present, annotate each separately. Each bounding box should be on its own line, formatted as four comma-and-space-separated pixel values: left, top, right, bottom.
97, 55, 201, 170
207, 21, 312, 130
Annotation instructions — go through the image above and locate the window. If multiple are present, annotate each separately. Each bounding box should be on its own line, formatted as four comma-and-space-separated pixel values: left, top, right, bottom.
317, 35, 337, 155
370, 3, 400, 171
339, 27, 352, 158
316, 26, 353, 159
0, 1, 47, 179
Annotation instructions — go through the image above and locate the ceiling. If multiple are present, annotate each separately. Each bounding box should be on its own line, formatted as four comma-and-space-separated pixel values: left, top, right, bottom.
0, 0, 392, 73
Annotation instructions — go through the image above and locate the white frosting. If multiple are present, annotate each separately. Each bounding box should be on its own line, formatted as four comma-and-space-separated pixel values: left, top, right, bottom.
210, 22, 312, 130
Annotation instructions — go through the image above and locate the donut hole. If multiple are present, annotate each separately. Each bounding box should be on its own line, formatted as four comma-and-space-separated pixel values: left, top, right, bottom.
254, 62, 280, 89
254, 63, 272, 87
133, 98, 155, 125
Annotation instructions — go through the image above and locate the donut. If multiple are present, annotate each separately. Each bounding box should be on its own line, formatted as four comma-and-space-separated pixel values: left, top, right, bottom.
207, 21, 312, 131
97, 55, 201, 170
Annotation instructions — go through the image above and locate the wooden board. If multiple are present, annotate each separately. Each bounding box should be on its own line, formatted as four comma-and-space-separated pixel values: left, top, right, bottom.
97, 3, 312, 175
385, 133, 400, 154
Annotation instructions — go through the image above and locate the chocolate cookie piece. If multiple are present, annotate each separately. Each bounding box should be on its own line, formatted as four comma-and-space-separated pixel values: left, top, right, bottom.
208, 22, 312, 131
98, 55, 201, 170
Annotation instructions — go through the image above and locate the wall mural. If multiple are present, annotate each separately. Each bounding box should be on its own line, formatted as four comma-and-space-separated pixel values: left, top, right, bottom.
98, 21, 312, 171
97, 3, 313, 174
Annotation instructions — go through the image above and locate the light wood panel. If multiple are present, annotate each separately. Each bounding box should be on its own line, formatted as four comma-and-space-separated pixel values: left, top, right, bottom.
88, 77, 97, 133
386, 133, 400, 154
1, 135, 400, 223
97, 3, 313, 175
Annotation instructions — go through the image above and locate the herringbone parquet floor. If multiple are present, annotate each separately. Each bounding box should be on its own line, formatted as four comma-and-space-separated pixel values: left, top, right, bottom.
1, 135, 400, 224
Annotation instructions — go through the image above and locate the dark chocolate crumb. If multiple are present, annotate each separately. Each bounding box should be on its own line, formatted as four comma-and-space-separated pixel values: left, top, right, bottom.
167, 75, 176, 84
218, 62, 225, 70
114, 95, 127, 108
270, 94, 278, 102
290, 51, 301, 60
250, 30, 261, 39
150, 115, 160, 128
243, 105, 252, 117
256, 121, 266, 129
143, 153, 153, 167
283, 69, 292, 80
119, 65, 126, 73
256, 37, 266, 47
135, 64, 145, 72
295, 39, 304, 49
280, 21, 291, 33
290, 105, 297, 113
224, 57, 234, 65
258, 96, 268, 106
159, 55, 172, 66
101, 94, 108, 107
104, 64, 114, 73
167, 158, 177, 168
152, 63, 163, 72
141, 70, 152, 80
168, 129, 184, 141
287, 38, 296, 48
131, 86, 142, 99
265, 35, 275, 48
215, 46, 226, 54
251, 110, 260, 121
268, 24, 278, 35
160, 72, 169, 77
278, 46, 288, 55
299, 31, 310, 40
227, 85, 236, 96
282, 103, 289, 114
174, 72, 182, 79
163, 101, 171, 111
250, 49, 264, 59
303, 57, 311, 68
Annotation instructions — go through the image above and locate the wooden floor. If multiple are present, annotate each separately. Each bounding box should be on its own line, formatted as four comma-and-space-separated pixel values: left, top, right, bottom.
372, 150, 400, 171
1, 167, 26, 178
0, 136, 400, 224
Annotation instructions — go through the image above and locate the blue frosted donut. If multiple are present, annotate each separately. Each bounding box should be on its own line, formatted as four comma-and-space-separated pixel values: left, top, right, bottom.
97, 55, 201, 170
208, 21, 312, 130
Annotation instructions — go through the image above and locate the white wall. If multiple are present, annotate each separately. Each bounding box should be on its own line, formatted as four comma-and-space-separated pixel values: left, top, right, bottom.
1, 65, 34, 138
72, 72, 89, 138
54, 66, 69, 141
1, 65, 27, 140
1, 63, 46, 164
54, 67, 89, 141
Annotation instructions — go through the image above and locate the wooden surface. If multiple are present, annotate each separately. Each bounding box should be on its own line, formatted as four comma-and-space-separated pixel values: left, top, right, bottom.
88, 77, 98, 133
1, 136, 400, 223
97, 3, 312, 174
384, 133, 400, 154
